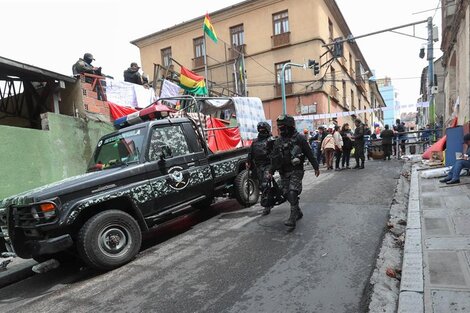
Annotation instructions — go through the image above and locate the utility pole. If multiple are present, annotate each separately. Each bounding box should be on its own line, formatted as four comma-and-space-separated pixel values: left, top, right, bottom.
427, 17, 435, 125
281, 62, 307, 114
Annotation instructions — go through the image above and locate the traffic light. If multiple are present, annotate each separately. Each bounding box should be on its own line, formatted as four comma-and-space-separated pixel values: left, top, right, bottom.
308, 59, 320, 76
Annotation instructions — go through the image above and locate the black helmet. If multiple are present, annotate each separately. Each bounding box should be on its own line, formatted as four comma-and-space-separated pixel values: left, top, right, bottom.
84, 53, 94, 60
257, 121, 271, 133
276, 114, 295, 128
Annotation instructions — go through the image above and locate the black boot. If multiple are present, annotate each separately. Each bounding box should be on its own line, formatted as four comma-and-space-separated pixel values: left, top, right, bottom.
353, 163, 360, 169
284, 206, 300, 230
262, 207, 272, 215
297, 208, 303, 220
359, 159, 365, 169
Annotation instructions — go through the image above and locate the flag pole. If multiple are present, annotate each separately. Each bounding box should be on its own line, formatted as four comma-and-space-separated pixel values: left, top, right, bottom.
203, 32, 209, 96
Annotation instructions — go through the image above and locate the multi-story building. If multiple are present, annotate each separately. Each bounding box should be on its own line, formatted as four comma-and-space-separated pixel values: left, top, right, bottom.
377, 77, 399, 128
419, 56, 445, 128
131, 0, 379, 128
440, 0, 470, 131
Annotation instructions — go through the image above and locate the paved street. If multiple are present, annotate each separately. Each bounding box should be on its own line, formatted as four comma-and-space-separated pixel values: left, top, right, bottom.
0, 160, 402, 313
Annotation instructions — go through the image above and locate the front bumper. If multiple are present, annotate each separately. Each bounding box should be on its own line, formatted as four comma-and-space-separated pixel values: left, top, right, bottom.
25, 235, 73, 257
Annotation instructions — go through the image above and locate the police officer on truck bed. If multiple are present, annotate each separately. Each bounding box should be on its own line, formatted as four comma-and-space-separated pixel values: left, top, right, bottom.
247, 122, 275, 215
269, 114, 320, 231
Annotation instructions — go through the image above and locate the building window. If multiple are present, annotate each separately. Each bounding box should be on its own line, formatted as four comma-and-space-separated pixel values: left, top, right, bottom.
161, 47, 172, 67
328, 18, 334, 40
351, 89, 355, 108
275, 61, 292, 84
230, 24, 244, 47
193, 37, 205, 58
230, 24, 246, 59
331, 67, 336, 87
273, 11, 289, 35
349, 53, 353, 75
342, 80, 347, 107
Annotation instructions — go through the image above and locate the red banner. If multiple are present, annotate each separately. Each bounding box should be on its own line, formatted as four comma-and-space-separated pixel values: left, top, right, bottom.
206, 117, 241, 152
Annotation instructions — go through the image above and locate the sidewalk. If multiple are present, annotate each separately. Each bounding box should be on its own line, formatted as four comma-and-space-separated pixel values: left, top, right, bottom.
398, 165, 470, 313
0, 257, 36, 288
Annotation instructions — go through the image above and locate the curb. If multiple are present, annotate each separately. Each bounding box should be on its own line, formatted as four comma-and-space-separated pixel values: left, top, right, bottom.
398, 166, 424, 313
0, 259, 36, 289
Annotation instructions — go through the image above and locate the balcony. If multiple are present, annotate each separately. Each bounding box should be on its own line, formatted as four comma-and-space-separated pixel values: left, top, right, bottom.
271, 32, 291, 48
274, 82, 293, 97
193, 56, 205, 69
229, 44, 246, 60
355, 75, 367, 93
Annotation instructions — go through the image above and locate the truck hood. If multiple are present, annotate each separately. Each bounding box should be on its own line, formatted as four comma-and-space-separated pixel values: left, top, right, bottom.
0, 166, 139, 208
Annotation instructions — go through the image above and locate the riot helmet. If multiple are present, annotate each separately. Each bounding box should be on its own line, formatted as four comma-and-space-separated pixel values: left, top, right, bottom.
257, 121, 271, 134
277, 114, 295, 137
83, 53, 95, 64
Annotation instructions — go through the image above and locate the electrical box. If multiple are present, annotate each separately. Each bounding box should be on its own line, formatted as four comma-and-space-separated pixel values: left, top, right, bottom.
431, 86, 439, 94
433, 26, 439, 42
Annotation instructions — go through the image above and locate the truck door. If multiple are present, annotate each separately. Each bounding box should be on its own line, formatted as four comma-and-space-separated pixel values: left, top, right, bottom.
144, 123, 212, 214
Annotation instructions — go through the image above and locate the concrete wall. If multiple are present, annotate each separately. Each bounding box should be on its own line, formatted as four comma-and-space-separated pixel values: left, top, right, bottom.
0, 113, 114, 199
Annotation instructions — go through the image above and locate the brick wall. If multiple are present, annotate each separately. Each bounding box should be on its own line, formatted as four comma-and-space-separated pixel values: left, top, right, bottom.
80, 75, 112, 121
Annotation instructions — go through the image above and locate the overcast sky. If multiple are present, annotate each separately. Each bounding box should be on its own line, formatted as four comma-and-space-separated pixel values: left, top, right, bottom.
1, 0, 441, 111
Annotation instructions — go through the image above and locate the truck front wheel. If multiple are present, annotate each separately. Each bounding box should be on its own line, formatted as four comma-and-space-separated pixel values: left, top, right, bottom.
234, 169, 260, 207
77, 210, 142, 271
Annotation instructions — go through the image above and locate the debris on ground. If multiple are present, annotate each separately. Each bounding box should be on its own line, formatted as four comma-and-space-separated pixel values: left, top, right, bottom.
367, 162, 410, 313
32, 259, 60, 274
0, 257, 13, 271
386, 268, 397, 278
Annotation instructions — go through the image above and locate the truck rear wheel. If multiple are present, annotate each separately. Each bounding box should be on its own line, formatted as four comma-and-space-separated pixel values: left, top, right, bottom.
77, 210, 142, 271
234, 169, 259, 207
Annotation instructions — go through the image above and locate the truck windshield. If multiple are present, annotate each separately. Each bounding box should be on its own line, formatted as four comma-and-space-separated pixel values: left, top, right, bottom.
88, 128, 145, 171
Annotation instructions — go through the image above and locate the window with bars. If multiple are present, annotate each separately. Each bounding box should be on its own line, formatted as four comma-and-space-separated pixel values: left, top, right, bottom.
230, 24, 245, 47
273, 11, 289, 35
275, 61, 292, 84
161, 47, 172, 67
193, 37, 205, 58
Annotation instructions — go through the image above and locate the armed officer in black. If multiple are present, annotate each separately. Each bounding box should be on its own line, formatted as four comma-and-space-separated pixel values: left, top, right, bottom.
270, 115, 320, 231
247, 122, 274, 215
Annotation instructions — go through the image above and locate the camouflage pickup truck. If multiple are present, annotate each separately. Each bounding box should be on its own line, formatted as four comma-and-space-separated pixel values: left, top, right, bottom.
0, 117, 258, 270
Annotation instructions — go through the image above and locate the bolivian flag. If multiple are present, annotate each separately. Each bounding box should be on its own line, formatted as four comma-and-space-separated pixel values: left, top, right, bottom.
179, 66, 208, 95
204, 13, 218, 43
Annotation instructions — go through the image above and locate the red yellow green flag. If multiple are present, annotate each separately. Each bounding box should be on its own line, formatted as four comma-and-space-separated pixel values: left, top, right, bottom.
179, 66, 208, 95
203, 13, 218, 43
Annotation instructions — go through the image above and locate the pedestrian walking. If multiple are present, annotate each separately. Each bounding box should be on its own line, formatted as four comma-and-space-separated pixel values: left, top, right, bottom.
380, 124, 394, 160
340, 123, 353, 169
247, 122, 275, 215
321, 128, 335, 170
270, 114, 320, 231
333, 125, 343, 171
352, 119, 365, 169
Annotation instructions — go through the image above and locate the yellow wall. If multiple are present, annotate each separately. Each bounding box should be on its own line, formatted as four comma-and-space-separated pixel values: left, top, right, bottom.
134, 0, 374, 123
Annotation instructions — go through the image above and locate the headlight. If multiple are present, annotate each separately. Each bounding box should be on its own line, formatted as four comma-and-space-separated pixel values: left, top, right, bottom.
31, 202, 57, 221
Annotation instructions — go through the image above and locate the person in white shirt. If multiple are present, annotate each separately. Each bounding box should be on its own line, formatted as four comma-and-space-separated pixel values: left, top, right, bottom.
333, 125, 344, 171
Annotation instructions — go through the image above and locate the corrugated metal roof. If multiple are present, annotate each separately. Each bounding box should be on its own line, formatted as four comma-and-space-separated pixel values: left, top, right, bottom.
0, 56, 76, 83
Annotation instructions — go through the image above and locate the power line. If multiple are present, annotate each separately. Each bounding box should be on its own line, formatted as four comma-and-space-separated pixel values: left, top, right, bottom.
432, 0, 441, 20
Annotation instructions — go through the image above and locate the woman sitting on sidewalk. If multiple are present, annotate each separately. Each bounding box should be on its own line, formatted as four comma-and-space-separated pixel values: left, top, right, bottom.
440, 133, 470, 185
